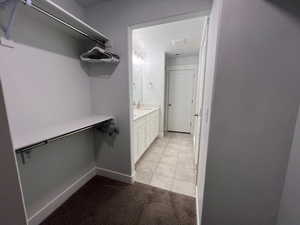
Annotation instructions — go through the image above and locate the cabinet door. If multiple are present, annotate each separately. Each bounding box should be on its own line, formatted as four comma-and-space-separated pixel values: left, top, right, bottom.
150, 113, 156, 142
154, 110, 159, 138
134, 111, 160, 163
140, 118, 148, 156
146, 115, 152, 148
133, 122, 138, 162
137, 125, 143, 160
134, 118, 144, 162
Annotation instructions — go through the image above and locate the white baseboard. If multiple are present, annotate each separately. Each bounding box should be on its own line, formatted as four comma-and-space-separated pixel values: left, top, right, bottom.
96, 167, 134, 184
159, 132, 164, 138
196, 186, 202, 225
27, 167, 96, 225
195, 186, 200, 225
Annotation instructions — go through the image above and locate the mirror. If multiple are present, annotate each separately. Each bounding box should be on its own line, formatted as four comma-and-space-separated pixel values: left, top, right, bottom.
132, 50, 146, 106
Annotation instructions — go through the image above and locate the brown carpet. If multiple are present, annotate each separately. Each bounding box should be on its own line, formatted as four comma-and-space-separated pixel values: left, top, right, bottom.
41, 176, 197, 225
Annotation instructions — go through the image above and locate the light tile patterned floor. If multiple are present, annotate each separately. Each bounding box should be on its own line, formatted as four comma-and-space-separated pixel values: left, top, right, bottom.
135, 132, 196, 197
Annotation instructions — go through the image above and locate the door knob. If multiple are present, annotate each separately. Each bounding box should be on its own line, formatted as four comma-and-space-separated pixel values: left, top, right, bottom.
194, 114, 199, 117
168, 104, 172, 107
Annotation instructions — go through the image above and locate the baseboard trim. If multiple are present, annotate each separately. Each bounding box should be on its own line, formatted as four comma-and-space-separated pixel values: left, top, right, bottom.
195, 186, 200, 225
26, 167, 134, 225
96, 167, 134, 184
27, 167, 96, 225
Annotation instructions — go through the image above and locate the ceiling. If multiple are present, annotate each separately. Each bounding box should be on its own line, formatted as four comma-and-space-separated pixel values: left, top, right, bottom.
133, 17, 205, 56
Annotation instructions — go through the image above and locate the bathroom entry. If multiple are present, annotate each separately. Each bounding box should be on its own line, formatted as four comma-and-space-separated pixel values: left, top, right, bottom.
167, 68, 195, 133
130, 15, 207, 197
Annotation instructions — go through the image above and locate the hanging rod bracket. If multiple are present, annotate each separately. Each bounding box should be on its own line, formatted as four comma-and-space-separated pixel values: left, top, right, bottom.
0, 0, 19, 39
24, 0, 31, 5
20, 151, 26, 164
0, 36, 14, 48
97, 119, 119, 137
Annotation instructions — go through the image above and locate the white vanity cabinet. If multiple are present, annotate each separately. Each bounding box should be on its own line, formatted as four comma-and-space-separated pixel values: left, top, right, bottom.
134, 108, 159, 163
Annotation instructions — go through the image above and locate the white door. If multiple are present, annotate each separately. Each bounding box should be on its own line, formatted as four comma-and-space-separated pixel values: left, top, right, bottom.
167, 69, 194, 133
194, 17, 209, 165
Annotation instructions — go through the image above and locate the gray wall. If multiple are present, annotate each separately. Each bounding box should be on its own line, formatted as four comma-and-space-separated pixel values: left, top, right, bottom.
202, 0, 300, 224
277, 106, 300, 225
196, 0, 222, 223
0, 81, 26, 225
86, 0, 212, 175
51, 0, 86, 21
17, 131, 95, 218
0, 0, 95, 220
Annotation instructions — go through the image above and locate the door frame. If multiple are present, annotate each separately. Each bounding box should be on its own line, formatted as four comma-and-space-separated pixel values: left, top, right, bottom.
194, 17, 209, 166
165, 65, 198, 133
127, 9, 216, 225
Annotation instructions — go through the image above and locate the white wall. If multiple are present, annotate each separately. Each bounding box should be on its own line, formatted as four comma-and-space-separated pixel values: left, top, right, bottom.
132, 46, 146, 105
0, 42, 92, 135
132, 33, 166, 135
142, 51, 166, 135
167, 55, 199, 67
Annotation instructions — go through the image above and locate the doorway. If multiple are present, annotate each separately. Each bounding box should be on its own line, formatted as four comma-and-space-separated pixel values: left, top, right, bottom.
167, 68, 195, 133
129, 14, 209, 199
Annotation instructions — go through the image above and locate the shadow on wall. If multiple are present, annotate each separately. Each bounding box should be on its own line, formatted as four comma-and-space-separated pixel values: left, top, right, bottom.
94, 131, 118, 162
0, 2, 90, 58
80, 61, 119, 77
266, 0, 300, 21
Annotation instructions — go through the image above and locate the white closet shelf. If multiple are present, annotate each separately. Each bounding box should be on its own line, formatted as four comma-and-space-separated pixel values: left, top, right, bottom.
13, 115, 113, 152
21, 0, 110, 45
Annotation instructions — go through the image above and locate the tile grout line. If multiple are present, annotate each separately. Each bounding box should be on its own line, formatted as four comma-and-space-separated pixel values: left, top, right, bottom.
136, 133, 196, 196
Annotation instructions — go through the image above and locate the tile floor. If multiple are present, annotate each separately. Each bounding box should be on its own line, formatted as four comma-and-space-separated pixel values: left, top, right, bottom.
135, 132, 196, 197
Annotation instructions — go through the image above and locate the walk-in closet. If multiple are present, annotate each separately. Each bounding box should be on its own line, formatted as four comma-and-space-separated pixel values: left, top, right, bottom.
1, 1, 121, 224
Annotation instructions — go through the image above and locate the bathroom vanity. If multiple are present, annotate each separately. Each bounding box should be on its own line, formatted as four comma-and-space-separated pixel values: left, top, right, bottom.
133, 107, 160, 163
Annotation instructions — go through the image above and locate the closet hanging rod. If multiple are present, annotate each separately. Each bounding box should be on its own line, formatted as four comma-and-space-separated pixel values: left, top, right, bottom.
15, 119, 114, 154
15, 118, 116, 164
16, 123, 96, 154
20, 0, 108, 46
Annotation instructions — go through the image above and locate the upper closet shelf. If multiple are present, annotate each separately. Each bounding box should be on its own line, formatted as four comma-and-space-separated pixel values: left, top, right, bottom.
13, 115, 113, 153
21, 0, 110, 46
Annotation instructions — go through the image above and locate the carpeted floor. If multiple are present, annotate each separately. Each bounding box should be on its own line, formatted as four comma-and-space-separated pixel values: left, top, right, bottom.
41, 176, 196, 225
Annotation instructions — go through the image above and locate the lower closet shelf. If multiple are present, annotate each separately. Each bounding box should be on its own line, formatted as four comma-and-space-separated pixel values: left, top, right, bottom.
13, 115, 113, 153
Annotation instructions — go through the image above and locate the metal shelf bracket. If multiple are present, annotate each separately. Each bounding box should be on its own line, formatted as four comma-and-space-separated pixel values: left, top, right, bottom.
0, 0, 18, 39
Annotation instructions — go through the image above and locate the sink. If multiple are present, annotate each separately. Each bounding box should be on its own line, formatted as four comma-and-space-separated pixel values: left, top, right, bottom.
133, 107, 159, 120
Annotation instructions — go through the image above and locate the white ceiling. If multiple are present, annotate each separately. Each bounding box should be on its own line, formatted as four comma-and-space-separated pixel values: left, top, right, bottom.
133, 17, 205, 56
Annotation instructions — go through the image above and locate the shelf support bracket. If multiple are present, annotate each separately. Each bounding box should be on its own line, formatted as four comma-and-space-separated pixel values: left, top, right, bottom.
20, 150, 31, 164
0, 0, 18, 39
20, 151, 26, 164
